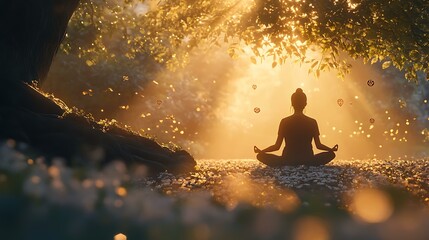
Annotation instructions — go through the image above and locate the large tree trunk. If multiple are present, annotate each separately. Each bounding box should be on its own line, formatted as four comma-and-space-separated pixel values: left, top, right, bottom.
0, 0, 196, 173
0, 0, 78, 112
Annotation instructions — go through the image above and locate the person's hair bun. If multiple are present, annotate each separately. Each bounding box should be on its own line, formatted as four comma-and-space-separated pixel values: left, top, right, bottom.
296, 88, 303, 93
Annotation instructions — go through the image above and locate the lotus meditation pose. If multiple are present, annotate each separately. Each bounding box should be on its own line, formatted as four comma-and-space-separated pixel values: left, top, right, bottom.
254, 88, 338, 166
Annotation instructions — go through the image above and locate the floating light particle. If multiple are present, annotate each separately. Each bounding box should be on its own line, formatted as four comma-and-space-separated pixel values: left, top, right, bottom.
254, 107, 261, 113
120, 105, 129, 110
379, 145, 383, 148
399, 99, 407, 108
369, 125, 374, 129
354, 95, 359, 99
122, 75, 129, 81
153, 80, 159, 85
100, 109, 104, 112
252, 84, 257, 90
196, 107, 201, 112
424, 99, 428, 104
370, 118, 375, 124
366, 134, 371, 138
367, 79, 375, 86
337, 99, 344, 106
180, 130, 184, 134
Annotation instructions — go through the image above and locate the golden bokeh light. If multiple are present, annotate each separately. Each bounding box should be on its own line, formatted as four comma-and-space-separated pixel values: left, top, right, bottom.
116, 187, 128, 197
350, 188, 393, 223
114, 233, 127, 240
293, 216, 330, 240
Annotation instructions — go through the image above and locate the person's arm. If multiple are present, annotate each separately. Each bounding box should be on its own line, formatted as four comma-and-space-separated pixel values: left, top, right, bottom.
260, 134, 283, 153
313, 120, 338, 152
255, 120, 284, 153
314, 135, 338, 152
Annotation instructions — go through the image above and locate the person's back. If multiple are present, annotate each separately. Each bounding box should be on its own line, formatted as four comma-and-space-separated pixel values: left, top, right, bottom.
281, 114, 318, 162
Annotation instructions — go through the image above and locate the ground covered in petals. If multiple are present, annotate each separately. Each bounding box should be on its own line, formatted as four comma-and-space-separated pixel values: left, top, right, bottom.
1, 141, 428, 240
146, 158, 428, 209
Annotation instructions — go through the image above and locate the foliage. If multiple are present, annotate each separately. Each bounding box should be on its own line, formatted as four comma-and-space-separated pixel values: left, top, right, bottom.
63, 0, 429, 81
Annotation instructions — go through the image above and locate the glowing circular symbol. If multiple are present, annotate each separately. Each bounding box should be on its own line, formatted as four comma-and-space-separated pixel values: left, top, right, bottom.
337, 99, 344, 107
367, 79, 375, 87
156, 100, 163, 105
370, 118, 375, 124
254, 107, 261, 113
252, 84, 257, 90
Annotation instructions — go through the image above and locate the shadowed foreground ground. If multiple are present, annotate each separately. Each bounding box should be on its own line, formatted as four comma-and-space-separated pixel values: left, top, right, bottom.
0, 140, 428, 240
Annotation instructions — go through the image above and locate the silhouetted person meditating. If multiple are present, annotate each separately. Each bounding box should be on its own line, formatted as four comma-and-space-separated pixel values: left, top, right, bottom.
254, 88, 338, 166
